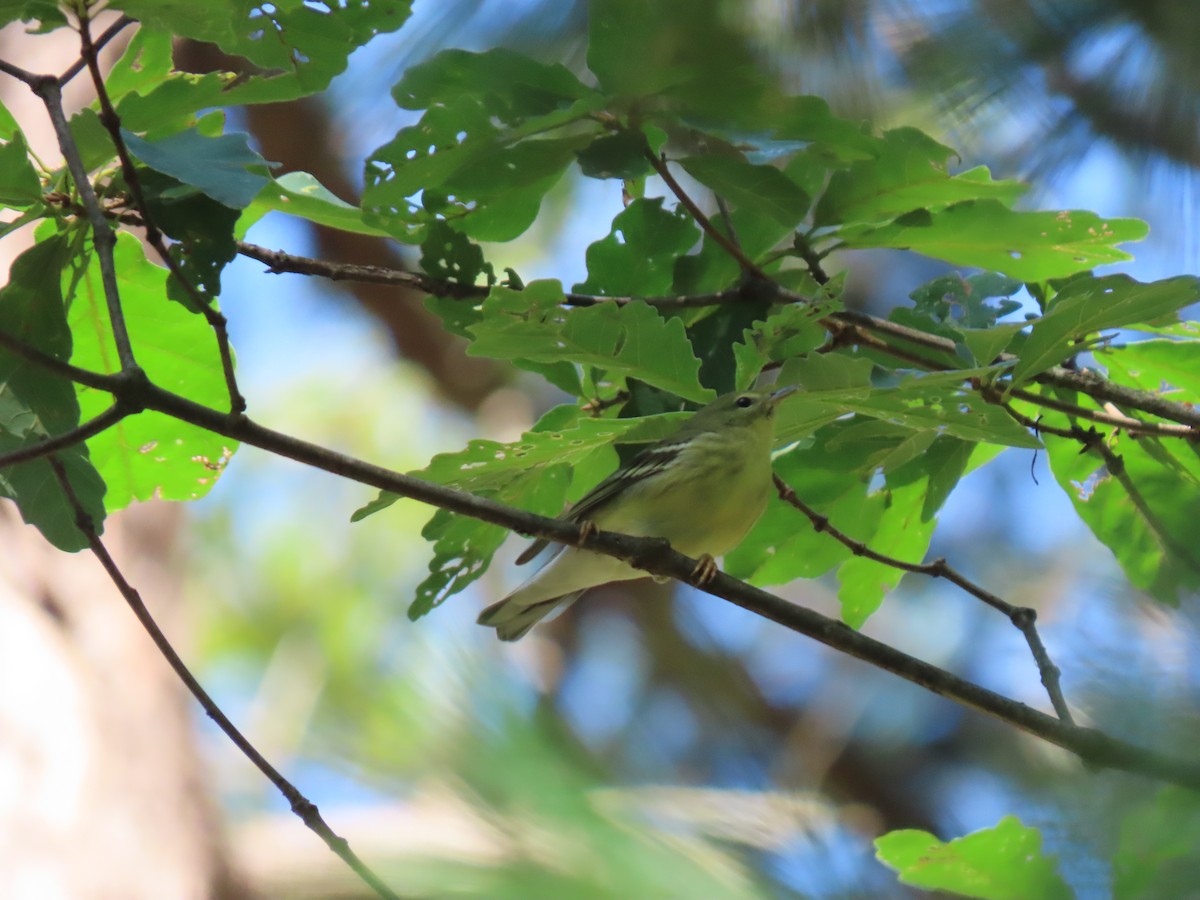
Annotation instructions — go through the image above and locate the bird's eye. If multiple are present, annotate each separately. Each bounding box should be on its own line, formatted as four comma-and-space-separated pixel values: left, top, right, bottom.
735, 395, 754, 408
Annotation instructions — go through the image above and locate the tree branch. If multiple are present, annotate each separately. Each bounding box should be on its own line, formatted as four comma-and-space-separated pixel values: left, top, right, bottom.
644, 149, 769, 281
9, 333, 1200, 790
235, 241, 751, 311
58, 14, 133, 86
771, 474, 1074, 724
232, 243, 1200, 434
77, 12, 246, 416
46, 455, 402, 900
0, 404, 128, 469
18, 71, 140, 373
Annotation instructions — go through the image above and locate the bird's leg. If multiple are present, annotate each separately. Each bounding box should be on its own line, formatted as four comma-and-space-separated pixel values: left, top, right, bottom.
690, 553, 719, 586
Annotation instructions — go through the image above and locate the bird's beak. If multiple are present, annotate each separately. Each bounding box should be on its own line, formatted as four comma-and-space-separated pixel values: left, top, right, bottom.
770, 383, 800, 403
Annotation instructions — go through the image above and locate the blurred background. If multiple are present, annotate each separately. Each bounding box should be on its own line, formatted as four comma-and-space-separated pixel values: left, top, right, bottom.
3, 1, 1200, 897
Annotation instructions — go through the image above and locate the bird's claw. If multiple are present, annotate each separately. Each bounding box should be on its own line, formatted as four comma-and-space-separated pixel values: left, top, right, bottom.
690, 553, 719, 586
577, 519, 598, 546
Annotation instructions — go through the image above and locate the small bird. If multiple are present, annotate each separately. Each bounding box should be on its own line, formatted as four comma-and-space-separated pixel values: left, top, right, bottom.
477, 385, 798, 641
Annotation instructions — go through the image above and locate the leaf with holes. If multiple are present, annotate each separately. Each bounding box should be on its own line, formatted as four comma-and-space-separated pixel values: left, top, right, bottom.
466, 280, 712, 403
815, 127, 1025, 227
576, 198, 700, 297
1012, 275, 1200, 384
67, 235, 238, 510
838, 200, 1148, 281
1038, 394, 1200, 604
114, 0, 415, 105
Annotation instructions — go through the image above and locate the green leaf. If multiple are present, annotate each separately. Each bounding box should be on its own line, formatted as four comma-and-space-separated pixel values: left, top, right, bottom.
909, 272, 1025, 329
588, 0, 775, 125
0, 0, 66, 29
122, 128, 271, 210
67, 235, 239, 511
679, 154, 811, 229
366, 123, 589, 242
430, 135, 587, 242
467, 281, 712, 403
238, 171, 389, 238
1115, 788, 1200, 900
0, 130, 41, 206
876, 817, 1073, 900
1012, 275, 1200, 384
728, 433, 881, 586
772, 95, 881, 160
777, 355, 1038, 448
839, 199, 1149, 280
575, 198, 701, 297
837, 475, 936, 627
419, 221, 494, 285
0, 236, 107, 550
1100, 338, 1200, 399
1039, 397, 1200, 604
139, 168, 239, 308
68, 108, 119, 173
364, 48, 601, 241
815, 127, 1025, 227
672, 204, 797, 295
576, 130, 654, 181
688, 300, 775, 395
114, 0, 415, 105
732, 303, 832, 390
0, 95, 18, 140
393, 47, 594, 115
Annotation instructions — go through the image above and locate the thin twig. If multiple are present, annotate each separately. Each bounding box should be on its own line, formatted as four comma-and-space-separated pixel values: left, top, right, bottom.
793, 232, 831, 285
1009, 386, 1197, 438
771, 473, 1075, 723
0, 404, 128, 469
236, 241, 753, 310
7, 336, 1196, 786
46, 456, 402, 900
1078, 431, 1200, 581
232, 243, 1200, 433
24, 73, 140, 372
0, 57, 40, 85
58, 14, 134, 86
78, 12, 246, 416
644, 149, 769, 280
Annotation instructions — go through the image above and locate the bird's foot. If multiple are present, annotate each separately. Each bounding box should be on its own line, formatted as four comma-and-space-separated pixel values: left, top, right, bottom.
576, 519, 598, 546
690, 553, 719, 586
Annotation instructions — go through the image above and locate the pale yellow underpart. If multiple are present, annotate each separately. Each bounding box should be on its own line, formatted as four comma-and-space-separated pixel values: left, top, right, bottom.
485, 422, 775, 640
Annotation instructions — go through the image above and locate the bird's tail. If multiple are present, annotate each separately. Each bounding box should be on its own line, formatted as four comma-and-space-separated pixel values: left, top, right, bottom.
477, 590, 583, 641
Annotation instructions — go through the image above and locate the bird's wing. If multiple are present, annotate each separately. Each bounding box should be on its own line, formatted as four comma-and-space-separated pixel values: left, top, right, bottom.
514, 439, 688, 565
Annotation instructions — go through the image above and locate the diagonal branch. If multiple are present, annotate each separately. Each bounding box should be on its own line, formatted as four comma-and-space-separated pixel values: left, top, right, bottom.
771, 474, 1074, 724
46, 456, 402, 900
58, 14, 134, 86
8, 333, 1200, 789
644, 149, 769, 280
0, 403, 128, 469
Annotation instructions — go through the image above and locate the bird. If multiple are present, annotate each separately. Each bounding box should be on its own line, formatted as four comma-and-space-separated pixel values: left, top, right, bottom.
477, 384, 798, 640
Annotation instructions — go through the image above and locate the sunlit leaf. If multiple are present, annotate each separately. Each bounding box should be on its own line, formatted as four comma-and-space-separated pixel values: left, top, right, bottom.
876, 817, 1072, 900
839, 200, 1148, 280
68, 235, 238, 510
